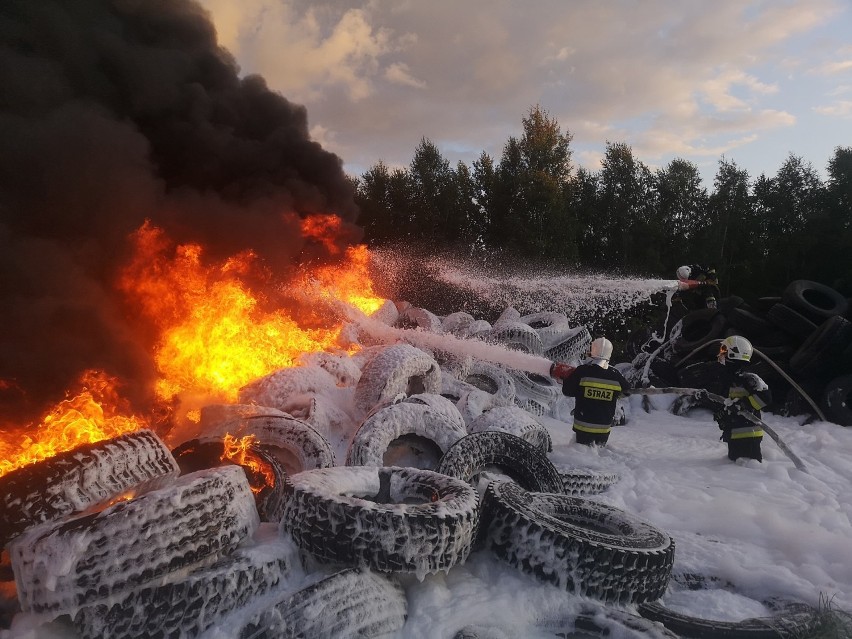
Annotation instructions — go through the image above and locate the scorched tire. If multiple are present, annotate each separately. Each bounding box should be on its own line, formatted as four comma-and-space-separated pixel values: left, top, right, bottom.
672, 309, 726, 355
789, 315, 852, 378
467, 406, 552, 453
436, 431, 564, 494
0, 430, 180, 550
279, 466, 478, 575
73, 530, 292, 639
554, 467, 621, 496
637, 599, 820, 639
766, 303, 817, 341
235, 568, 407, 639
480, 481, 675, 605
9, 465, 259, 615
354, 344, 442, 414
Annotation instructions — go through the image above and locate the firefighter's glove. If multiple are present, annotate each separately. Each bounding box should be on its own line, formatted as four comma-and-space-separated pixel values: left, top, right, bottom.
692, 389, 708, 401
550, 362, 575, 380
721, 400, 743, 418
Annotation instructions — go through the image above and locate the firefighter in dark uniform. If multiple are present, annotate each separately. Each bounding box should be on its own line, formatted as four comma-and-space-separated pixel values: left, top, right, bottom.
710, 335, 771, 462
674, 264, 720, 310
550, 337, 630, 446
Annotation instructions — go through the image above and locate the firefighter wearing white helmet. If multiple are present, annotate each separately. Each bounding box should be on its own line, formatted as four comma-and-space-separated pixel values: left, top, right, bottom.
551, 337, 630, 447
674, 263, 719, 310
712, 335, 772, 462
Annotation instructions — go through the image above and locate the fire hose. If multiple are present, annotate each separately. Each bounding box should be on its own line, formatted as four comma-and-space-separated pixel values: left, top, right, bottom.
627, 387, 809, 474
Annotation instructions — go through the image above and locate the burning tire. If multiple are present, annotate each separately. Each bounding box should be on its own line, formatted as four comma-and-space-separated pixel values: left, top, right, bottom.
480, 481, 674, 605
345, 395, 468, 468
783, 279, 849, 323
637, 599, 819, 639
544, 326, 593, 363
9, 465, 259, 615
179, 412, 336, 475
234, 568, 407, 639
0, 429, 180, 550
488, 321, 544, 355
73, 529, 293, 639
554, 467, 621, 496
353, 344, 442, 414
468, 406, 552, 453
520, 311, 574, 350
437, 431, 564, 494
279, 466, 479, 575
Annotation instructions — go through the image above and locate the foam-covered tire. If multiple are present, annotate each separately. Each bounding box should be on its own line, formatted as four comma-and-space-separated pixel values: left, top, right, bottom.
789, 315, 852, 378
520, 312, 574, 350
782, 279, 849, 323
468, 406, 552, 453
180, 412, 335, 475
637, 599, 819, 638
280, 466, 478, 575
463, 361, 516, 406
437, 431, 563, 494
346, 397, 468, 467
0, 430, 180, 550
396, 305, 444, 332
822, 374, 852, 426
510, 369, 561, 408
554, 467, 621, 496
766, 304, 818, 341
442, 311, 477, 336
354, 344, 442, 414
9, 465, 259, 615
672, 309, 726, 355
235, 568, 407, 639
480, 482, 674, 604
488, 321, 544, 355
73, 530, 292, 639
544, 326, 593, 363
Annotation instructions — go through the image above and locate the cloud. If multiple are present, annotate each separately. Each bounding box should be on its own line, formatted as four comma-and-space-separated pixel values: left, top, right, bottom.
200, 0, 847, 178
814, 101, 852, 118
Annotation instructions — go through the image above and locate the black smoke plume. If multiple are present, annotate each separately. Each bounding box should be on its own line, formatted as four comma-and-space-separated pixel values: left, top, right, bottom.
0, 0, 361, 422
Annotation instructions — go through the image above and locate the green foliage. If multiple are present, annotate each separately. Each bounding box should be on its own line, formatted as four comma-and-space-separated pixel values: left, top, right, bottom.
355, 109, 852, 297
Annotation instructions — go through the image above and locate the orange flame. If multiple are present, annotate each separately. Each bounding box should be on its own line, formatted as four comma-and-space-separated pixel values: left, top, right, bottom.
0, 370, 145, 477
221, 433, 274, 493
1, 214, 385, 471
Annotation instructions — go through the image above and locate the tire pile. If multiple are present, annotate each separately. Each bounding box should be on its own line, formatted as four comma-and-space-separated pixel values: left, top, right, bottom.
622, 279, 852, 426
0, 297, 824, 638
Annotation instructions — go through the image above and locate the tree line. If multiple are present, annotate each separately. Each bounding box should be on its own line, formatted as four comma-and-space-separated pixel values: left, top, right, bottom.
353, 106, 852, 300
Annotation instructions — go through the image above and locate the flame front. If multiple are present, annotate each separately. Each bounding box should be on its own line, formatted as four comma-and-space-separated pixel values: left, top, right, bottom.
1, 214, 385, 475
221, 433, 275, 493
0, 371, 144, 477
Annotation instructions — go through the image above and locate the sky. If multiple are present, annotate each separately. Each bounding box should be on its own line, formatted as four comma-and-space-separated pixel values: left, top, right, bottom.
4, 270, 852, 639
197, 0, 852, 187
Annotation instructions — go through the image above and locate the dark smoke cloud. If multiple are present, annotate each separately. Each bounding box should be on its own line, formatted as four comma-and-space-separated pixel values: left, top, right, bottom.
0, 0, 360, 421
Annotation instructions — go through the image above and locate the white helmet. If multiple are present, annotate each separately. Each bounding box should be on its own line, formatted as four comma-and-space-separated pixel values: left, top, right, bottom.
718, 335, 753, 364
588, 337, 613, 368
676, 265, 691, 280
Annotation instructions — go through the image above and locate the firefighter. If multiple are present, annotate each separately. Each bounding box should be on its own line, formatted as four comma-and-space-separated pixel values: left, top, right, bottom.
675, 264, 720, 310
550, 337, 630, 446
705, 335, 771, 462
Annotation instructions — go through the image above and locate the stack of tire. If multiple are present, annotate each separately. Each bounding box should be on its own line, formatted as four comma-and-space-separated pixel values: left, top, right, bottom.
626, 279, 852, 425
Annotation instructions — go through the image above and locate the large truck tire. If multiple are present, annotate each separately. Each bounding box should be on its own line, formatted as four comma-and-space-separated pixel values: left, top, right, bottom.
480, 481, 674, 605
9, 465, 259, 615
353, 344, 442, 414
234, 568, 407, 639
280, 466, 478, 575
0, 430, 179, 551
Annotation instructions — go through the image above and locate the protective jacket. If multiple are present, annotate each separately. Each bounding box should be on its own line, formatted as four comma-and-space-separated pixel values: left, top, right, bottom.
562, 363, 630, 445
715, 368, 771, 461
